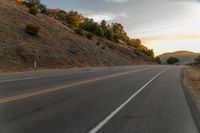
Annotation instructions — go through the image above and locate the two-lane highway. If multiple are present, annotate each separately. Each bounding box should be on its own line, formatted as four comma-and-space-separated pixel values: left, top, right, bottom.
0, 65, 198, 133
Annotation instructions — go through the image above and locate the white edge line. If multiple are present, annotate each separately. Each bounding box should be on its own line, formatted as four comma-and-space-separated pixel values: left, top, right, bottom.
88, 68, 167, 133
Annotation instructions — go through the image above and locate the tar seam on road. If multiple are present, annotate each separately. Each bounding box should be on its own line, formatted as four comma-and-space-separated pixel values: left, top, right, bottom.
88, 68, 167, 133
0, 67, 158, 105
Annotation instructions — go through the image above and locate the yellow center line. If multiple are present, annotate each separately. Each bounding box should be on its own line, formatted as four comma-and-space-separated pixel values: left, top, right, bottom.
0, 67, 157, 104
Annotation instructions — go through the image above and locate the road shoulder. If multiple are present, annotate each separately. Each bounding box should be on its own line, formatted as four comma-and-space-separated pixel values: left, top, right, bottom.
182, 67, 200, 131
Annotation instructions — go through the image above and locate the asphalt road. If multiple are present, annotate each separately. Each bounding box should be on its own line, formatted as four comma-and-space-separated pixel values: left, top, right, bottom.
0, 65, 198, 133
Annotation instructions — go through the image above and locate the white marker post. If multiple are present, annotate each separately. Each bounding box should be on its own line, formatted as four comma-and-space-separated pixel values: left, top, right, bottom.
34, 60, 37, 68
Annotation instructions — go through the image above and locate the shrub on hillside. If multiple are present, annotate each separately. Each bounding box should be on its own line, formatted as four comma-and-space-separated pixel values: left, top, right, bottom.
66, 11, 82, 27
85, 33, 93, 40
58, 12, 66, 21
23, 0, 41, 8
29, 6, 39, 15
40, 4, 49, 15
24, 0, 49, 15
74, 28, 84, 36
155, 57, 161, 64
25, 24, 40, 36
194, 55, 200, 65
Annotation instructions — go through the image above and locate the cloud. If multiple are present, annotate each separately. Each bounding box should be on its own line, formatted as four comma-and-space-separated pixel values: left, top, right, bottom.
79, 10, 129, 22
104, 0, 129, 3
142, 34, 200, 41
87, 13, 116, 22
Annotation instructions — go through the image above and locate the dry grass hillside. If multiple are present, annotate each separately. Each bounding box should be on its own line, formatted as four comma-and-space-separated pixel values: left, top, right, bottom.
158, 51, 199, 64
0, 0, 156, 72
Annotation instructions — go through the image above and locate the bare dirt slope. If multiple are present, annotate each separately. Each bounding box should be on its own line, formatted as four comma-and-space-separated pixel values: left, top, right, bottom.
0, 0, 156, 72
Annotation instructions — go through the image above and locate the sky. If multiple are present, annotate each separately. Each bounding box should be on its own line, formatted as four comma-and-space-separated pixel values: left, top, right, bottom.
41, 0, 200, 56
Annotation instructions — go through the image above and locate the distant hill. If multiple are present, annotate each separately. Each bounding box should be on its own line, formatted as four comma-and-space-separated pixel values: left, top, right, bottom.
0, 0, 156, 72
158, 51, 200, 64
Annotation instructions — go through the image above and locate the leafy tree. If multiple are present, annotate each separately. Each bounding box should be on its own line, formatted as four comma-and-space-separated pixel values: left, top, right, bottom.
58, 12, 66, 21
167, 57, 179, 64
65, 11, 82, 27
194, 55, 200, 65
24, 0, 40, 8
111, 23, 128, 42
24, 0, 49, 15
29, 6, 39, 15
39, 4, 48, 14
104, 29, 114, 40
155, 57, 161, 64
100, 20, 107, 30
132, 39, 141, 49
80, 19, 103, 37
144, 49, 154, 58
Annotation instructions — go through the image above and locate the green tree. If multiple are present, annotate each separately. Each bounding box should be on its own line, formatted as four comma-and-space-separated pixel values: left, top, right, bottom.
24, 0, 40, 8
104, 29, 114, 40
194, 55, 200, 65
111, 23, 128, 42
155, 57, 161, 64
144, 49, 154, 58
65, 11, 82, 27
167, 57, 179, 64
100, 20, 107, 30
80, 19, 103, 37
29, 6, 39, 15
24, 0, 48, 15
58, 12, 66, 21
39, 4, 48, 14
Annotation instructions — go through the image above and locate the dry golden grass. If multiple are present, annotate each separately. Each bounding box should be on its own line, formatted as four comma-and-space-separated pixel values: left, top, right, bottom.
183, 67, 200, 107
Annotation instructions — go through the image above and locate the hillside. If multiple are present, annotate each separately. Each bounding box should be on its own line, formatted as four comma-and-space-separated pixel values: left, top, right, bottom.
158, 51, 200, 64
0, 0, 156, 72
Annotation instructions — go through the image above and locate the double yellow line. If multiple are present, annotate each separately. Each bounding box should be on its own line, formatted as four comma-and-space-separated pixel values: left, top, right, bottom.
0, 67, 156, 104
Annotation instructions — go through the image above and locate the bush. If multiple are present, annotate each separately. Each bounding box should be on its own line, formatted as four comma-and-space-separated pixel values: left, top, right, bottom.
24, 0, 41, 8
25, 24, 40, 36
155, 57, 161, 64
167, 57, 179, 64
85, 33, 93, 40
194, 55, 200, 65
40, 4, 48, 15
74, 28, 84, 36
29, 6, 39, 15
65, 11, 82, 27
58, 12, 66, 20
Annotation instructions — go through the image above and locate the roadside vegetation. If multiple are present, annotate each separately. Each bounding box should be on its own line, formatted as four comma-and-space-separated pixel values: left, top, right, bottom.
155, 57, 161, 64
183, 67, 200, 108
167, 57, 179, 64
194, 55, 200, 66
25, 24, 40, 36
183, 55, 200, 109
21, 0, 155, 59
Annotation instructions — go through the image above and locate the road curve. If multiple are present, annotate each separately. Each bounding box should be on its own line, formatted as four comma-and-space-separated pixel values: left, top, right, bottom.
0, 65, 198, 133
